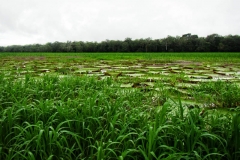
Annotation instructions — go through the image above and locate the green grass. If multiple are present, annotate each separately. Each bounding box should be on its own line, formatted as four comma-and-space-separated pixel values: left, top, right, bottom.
0, 52, 240, 159
1, 52, 240, 62
192, 81, 240, 108
0, 74, 240, 159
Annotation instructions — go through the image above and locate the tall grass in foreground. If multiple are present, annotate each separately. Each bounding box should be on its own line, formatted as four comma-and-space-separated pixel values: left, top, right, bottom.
192, 81, 240, 108
0, 74, 239, 159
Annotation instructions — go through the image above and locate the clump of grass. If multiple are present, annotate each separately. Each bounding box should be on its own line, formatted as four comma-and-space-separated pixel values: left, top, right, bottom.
192, 80, 240, 108
0, 74, 239, 159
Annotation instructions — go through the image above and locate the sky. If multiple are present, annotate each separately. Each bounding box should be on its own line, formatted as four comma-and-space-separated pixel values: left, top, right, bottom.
0, 0, 240, 46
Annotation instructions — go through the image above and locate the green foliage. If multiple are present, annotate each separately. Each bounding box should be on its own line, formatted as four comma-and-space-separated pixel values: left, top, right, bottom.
0, 74, 239, 159
192, 81, 240, 108
1, 34, 240, 52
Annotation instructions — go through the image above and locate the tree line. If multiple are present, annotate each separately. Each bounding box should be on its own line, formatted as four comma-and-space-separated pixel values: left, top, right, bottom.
1, 34, 240, 52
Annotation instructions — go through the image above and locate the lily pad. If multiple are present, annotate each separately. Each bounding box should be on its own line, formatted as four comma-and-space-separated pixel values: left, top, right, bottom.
125, 73, 145, 77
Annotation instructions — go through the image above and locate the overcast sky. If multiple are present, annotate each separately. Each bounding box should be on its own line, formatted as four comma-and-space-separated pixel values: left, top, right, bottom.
1, 0, 240, 46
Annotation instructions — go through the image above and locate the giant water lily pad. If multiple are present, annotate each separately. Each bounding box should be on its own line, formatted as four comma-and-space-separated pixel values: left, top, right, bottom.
125, 73, 145, 77
120, 83, 133, 88
112, 66, 129, 69
129, 65, 143, 68
146, 66, 164, 69
148, 71, 160, 74
120, 70, 137, 73
95, 65, 112, 68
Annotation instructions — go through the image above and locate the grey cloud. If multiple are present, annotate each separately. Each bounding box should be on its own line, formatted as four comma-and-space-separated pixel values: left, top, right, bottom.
0, 0, 240, 46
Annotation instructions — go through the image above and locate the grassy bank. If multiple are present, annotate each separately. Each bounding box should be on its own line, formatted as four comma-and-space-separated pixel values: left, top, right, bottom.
0, 52, 240, 62
0, 74, 240, 159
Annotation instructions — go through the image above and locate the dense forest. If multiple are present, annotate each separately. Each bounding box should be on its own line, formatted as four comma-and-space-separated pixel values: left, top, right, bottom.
1, 34, 240, 52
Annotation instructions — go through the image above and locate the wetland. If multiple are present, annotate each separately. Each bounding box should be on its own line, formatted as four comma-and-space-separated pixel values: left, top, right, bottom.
0, 52, 240, 159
